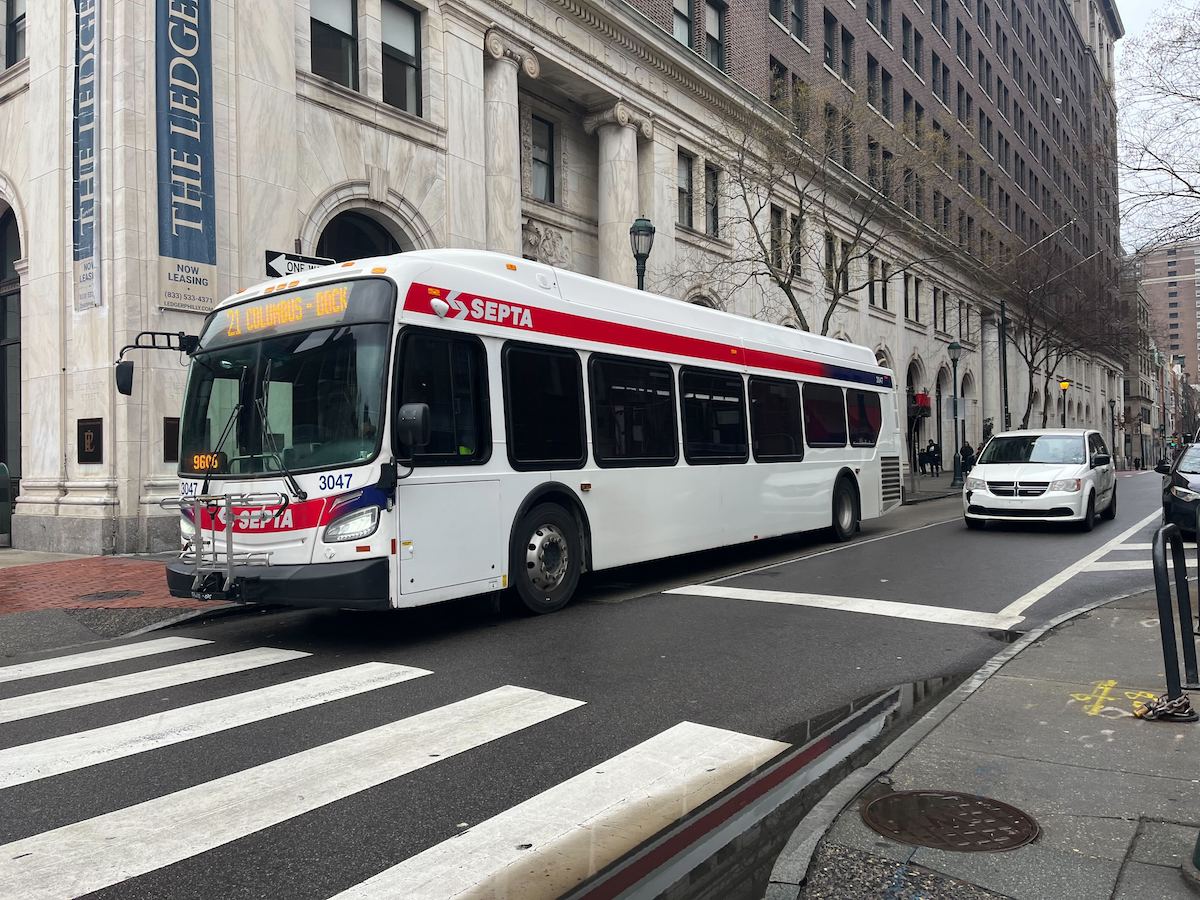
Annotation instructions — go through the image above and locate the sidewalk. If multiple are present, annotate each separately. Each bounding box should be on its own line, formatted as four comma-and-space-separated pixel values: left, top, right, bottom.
902, 470, 960, 505
769, 588, 1200, 899
0, 549, 227, 656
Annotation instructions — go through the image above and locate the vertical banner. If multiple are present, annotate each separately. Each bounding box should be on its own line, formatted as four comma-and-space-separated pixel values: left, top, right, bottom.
73, 0, 100, 311
156, 0, 217, 313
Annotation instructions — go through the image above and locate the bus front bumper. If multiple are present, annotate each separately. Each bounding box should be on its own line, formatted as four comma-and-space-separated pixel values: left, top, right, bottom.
166, 557, 392, 610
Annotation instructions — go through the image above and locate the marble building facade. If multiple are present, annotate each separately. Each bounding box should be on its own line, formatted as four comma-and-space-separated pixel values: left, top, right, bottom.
0, 0, 1124, 553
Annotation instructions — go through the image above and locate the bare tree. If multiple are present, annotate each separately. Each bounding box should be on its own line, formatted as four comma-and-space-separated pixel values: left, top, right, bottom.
1119, 3, 1200, 249
669, 82, 958, 334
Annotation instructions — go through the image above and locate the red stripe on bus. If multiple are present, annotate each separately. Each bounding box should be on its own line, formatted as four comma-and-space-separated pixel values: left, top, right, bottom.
403, 283, 879, 384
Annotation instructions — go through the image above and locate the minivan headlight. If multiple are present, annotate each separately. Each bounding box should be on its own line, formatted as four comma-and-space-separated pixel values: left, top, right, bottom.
323, 506, 380, 543
964, 476, 986, 490
1050, 478, 1082, 492
1170, 485, 1200, 503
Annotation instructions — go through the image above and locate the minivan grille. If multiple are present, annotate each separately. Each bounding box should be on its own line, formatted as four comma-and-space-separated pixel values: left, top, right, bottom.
987, 481, 1050, 498
881, 456, 902, 509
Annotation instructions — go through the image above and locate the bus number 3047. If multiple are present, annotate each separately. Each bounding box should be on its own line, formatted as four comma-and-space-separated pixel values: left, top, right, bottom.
318, 473, 353, 491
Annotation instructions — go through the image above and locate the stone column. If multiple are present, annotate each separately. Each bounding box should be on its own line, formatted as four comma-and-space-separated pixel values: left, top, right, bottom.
980, 314, 1001, 441
584, 102, 653, 287
484, 30, 538, 255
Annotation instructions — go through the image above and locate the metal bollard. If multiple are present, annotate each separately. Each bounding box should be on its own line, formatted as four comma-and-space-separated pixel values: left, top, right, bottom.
0, 461, 10, 544
1139, 524, 1200, 721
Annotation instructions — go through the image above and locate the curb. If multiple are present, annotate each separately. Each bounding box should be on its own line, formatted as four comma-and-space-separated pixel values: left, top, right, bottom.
901, 490, 959, 506
762, 588, 1148, 899
122, 603, 256, 637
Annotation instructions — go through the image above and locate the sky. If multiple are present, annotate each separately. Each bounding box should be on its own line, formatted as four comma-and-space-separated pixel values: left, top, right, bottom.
1115, 0, 1172, 59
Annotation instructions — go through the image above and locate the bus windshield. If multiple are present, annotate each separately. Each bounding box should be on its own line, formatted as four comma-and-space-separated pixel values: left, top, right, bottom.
179, 280, 393, 478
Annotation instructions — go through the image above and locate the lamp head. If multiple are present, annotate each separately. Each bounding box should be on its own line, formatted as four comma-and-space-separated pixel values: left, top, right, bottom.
947, 340, 963, 363
1060, 380, 1071, 391
629, 217, 656, 260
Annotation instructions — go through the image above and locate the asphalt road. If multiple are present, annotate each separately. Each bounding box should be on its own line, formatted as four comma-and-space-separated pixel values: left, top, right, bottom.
0, 471, 1170, 899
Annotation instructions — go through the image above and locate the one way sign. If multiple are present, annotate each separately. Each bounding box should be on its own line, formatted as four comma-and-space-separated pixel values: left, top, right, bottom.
265, 250, 334, 278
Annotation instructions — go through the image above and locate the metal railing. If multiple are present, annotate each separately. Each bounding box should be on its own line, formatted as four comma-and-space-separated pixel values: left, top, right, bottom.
1141, 522, 1200, 722
160, 492, 289, 599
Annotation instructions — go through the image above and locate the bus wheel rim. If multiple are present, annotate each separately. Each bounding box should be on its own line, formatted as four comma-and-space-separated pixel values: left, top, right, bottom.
527, 524, 569, 592
838, 491, 853, 531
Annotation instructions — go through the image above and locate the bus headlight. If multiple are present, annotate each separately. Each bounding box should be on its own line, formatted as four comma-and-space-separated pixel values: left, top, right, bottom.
180, 514, 197, 541
323, 506, 380, 543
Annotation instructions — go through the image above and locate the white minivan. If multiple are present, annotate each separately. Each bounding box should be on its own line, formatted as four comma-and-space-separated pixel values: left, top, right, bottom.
962, 429, 1116, 531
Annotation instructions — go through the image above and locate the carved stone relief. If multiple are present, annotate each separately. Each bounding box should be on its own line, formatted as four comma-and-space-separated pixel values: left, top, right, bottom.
522, 219, 573, 268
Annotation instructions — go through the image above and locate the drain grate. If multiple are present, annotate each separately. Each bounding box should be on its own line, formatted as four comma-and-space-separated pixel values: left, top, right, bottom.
861, 790, 1040, 852
73, 589, 145, 604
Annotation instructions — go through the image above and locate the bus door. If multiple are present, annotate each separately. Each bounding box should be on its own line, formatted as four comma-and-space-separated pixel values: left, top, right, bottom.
393, 329, 504, 597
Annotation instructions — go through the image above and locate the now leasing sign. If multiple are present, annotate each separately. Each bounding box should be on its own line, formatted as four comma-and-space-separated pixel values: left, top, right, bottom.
156, 0, 217, 313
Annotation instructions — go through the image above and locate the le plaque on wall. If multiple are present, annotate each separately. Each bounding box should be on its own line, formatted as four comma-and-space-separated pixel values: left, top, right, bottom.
78, 418, 103, 465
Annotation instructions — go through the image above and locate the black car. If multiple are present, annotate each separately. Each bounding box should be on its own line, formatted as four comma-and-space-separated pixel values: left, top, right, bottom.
1158, 444, 1200, 535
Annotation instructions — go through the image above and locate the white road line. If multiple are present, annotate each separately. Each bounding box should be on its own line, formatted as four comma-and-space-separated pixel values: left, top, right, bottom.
1085, 559, 1197, 572
996, 509, 1162, 619
711, 518, 960, 583
331, 722, 788, 900
0, 647, 309, 725
0, 637, 212, 685
663, 585, 1022, 630
1107, 542, 1196, 552
0, 662, 431, 790
0, 686, 583, 900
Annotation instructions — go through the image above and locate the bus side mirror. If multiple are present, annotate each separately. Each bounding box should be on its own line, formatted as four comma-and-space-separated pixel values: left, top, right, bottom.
395, 402, 431, 454
115, 360, 135, 396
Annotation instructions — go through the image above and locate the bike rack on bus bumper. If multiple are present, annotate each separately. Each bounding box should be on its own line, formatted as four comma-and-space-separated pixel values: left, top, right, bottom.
160, 492, 289, 601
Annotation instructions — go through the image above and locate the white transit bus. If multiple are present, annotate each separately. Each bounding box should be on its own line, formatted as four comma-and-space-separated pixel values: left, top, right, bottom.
116, 250, 902, 614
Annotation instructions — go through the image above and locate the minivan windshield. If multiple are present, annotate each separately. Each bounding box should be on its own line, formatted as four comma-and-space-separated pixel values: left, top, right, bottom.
976, 434, 1086, 466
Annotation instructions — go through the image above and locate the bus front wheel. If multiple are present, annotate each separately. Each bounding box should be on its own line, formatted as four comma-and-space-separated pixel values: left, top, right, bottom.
509, 503, 582, 615
831, 477, 859, 542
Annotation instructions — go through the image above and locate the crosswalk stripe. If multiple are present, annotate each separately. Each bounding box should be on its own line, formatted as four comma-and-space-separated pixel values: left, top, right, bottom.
332, 721, 787, 900
0, 685, 584, 900
1108, 543, 1196, 552
664, 585, 1023, 630
0, 647, 309, 725
0, 662, 431, 790
1086, 559, 1197, 572
0, 637, 212, 685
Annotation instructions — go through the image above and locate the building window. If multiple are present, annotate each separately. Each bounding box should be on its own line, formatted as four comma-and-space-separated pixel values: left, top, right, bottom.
531, 116, 555, 203
770, 206, 784, 268
789, 213, 803, 274
6, 0, 25, 68
382, 0, 420, 114
867, 255, 878, 306
840, 27, 854, 82
311, 0, 358, 90
705, 1, 725, 69
704, 165, 720, 235
823, 10, 837, 69
867, 0, 891, 40
674, 0, 693, 45
790, 0, 807, 40
677, 151, 694, 228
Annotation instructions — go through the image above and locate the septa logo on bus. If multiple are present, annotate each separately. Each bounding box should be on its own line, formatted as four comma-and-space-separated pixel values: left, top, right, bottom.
196, 497, 329, 533
417, 285, 535, 330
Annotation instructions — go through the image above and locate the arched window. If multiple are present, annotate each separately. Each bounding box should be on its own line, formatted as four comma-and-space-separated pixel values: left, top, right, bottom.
688, 294, 719, 309
316, 210, 405, 262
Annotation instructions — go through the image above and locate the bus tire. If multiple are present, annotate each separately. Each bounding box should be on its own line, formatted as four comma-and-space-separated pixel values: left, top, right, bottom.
830, 476, 858, 542
509, 503, 582, 615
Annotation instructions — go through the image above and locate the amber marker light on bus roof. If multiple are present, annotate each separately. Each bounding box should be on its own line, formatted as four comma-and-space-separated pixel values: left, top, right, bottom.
506, 263, 518, 270
289, 280, 299, 288
372, 267, 386, 274
342, 261, 355, 267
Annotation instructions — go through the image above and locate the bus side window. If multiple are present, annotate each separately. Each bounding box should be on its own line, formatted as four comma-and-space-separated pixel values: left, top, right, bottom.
748, 376, 804, 462
679, 368, 749, 464
589, 355, 678, 467
396, 330, 490, 464
503, 343, 586, 470
803, 383, 848, 448
846, 389, 882, 447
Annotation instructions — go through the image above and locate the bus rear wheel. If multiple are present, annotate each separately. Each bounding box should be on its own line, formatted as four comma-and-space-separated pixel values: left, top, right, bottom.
830, 477, 859, 542
509, 503, 582, 615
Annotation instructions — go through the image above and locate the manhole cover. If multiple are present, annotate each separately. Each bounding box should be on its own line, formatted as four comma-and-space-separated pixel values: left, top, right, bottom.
73, 590, 145, 604
861, 790, 1040, 852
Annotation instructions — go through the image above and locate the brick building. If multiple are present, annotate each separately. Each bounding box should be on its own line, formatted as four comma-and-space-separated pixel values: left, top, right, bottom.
0, 0, 1125, 552
1139, 241, 1200, 377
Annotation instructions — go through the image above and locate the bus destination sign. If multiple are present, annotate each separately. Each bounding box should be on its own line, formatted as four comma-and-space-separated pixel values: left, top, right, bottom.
198, 278, 395, 350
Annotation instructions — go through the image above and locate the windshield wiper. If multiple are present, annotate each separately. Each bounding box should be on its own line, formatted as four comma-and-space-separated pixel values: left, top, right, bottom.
201, 367, 246, 496
255, 360, 308, 501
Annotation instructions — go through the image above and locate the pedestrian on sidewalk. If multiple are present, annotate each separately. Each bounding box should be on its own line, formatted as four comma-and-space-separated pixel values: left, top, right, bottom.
960, 440, 975, 475
926, 439, 942, 475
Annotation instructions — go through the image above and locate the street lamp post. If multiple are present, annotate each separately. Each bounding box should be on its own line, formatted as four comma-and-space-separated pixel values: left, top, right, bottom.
1108, 398, 1117, 468
1059, 380, 1071, 428
629, 217, 656, 291
949, 341, 964, 488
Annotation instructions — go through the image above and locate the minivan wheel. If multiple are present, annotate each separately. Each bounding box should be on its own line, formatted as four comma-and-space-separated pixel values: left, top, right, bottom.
1101, 487, 1117, 521
1079, 494, 1096, 532
830, 477, 858, 542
